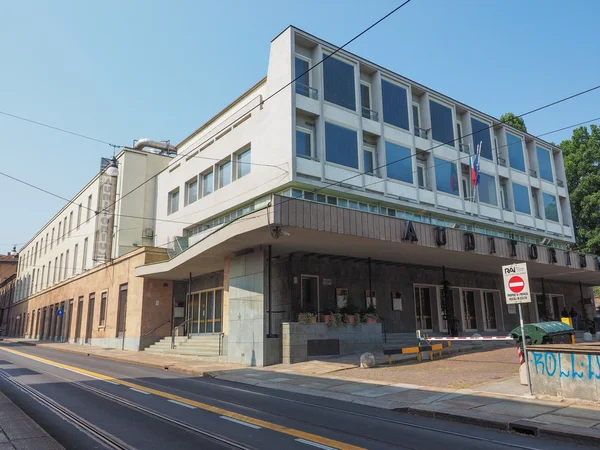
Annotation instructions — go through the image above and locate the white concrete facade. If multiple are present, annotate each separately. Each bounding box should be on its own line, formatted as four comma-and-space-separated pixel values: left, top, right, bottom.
154, 27, 575, 259
14, 148, 170, 303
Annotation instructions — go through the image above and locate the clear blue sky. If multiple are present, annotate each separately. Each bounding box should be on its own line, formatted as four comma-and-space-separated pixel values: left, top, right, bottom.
1, 0, 599, 254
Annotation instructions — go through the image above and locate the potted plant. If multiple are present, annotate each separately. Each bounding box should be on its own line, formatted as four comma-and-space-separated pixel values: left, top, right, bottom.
327, 311, 344, 327
363, 304, 378, 324
298, 312, 316, 324
340, 303, 358, 324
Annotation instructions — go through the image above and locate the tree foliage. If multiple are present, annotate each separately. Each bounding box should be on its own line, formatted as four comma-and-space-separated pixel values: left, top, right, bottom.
560, 125, 600, 255
500, 112, 527, 132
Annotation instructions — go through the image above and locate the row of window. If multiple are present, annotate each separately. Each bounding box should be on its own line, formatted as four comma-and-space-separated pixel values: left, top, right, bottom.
20, 194, 93, 273
296, 53, 562, 184
279, 188, 569, 249
296, 123, 564, 223
16, 238, 89, 301
168, 149, 251, 215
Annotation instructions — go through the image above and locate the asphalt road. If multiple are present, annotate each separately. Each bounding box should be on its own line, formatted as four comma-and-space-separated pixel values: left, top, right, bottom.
0, 342, 595, 450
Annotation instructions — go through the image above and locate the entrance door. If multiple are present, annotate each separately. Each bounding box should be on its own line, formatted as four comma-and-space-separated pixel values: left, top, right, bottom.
301, 276, 319, 316
35, 310, 40, 338
75, 297, 84, 343
39, 308, 46, 340
414, 286, 433, 331
117, 284, 128, 339
85, 294, 95, 344
189, 293, 200, 334
482, 291, 497, 330
437, 287, 450, 333
189, 289, 223, 335
535, 294, 549, 321
461, 290, 478, 331
65, 301, 73, 342
550, 295, 563, 320
214, 290, 222, 333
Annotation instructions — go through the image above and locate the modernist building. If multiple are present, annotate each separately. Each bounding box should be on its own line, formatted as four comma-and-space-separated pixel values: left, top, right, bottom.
135, 26, 600, 366
9, 146, 174, 350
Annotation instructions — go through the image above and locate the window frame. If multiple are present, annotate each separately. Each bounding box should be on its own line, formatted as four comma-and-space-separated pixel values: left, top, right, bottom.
360, 81, 372, 118
506, 131, 526, 173
478, 171, 498, 206
324, 121, 360, 171
385, 140, 414, 185
412, 102, 421, 136
235, 148, 251, 180
512, 182, 532, 215
202, 169, 214, 197
294, 54, 312, 94
87, 194, 93, 222
218, 159, 232, 189
99, 291, 107, 327
295, 125, 315, 160
322, 52, 357, 112
381, 78, 410, 131
429, 97, 456, 147
434, 156, 460, 196
536, 145, 554, 182
542, 191, 559, 222
470, 115, 494, 161
363, 142, 376, 176
168, 188, 180, 215
416, 158, 428, 189
185, 176, 199, 206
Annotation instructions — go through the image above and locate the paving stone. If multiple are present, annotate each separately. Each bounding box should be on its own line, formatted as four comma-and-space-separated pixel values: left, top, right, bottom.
437, 394, 505, 409
353, 386, 408, 398
0, 443, 14, 450
473, 400, 559, 418
12, 437, 64, 450
328, 383, 373, 394
552, 406, 600, 423
384, 389, 447, 404
0, 408, 48, 441
531, 413, 600, 428
266, 377, 291, 382
0, 432, 8, 443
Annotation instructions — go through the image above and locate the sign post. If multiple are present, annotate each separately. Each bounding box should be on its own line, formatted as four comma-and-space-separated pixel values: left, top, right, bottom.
502, 263, 533, 396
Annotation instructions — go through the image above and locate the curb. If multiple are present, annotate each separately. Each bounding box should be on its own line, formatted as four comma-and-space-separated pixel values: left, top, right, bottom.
403, 404, 600, 446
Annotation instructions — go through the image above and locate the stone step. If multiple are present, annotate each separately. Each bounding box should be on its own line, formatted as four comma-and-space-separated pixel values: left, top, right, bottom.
144, 347, 219, 357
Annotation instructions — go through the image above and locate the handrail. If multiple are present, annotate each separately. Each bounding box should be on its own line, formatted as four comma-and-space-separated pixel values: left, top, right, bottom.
172, 317, 194, 349
141, 319, 171, 337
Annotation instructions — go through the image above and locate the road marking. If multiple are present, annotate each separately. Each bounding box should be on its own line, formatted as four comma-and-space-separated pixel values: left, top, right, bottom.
220, 416, 261, 429
104, 380, 119, 385
168, 399, 197, 409
130, 388, 150, 395
0, 347, 364, 450
296, 438, 337, 450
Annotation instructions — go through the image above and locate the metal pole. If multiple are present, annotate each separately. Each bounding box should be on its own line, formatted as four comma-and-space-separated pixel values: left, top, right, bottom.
518, 303, 533, 396
187, 273, 192, 338
541, 277, 547, 321
368, 257, 372, 309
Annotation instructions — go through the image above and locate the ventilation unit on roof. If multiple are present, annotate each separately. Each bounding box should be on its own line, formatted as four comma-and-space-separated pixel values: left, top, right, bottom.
142, 228, 154, 238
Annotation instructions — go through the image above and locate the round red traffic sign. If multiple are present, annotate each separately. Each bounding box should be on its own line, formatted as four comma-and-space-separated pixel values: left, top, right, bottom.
508, 276, 525, 293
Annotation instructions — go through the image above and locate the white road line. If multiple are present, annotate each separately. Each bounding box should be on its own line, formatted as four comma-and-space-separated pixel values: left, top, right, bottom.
104, 380, 119, 385
130, 388, 150, 395
167, 399, 196, 409
295, 438, 337, 450
219, 416, 261, 429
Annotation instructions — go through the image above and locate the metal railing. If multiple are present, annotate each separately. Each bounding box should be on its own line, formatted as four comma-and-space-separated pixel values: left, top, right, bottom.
142, 319, 171, 337
171, 317, 193, 348
415, 127, 430, 139
529, 169, 538, 178
459, 143, 470, 153
361, 107, 379, 121
557, 179, 564, 187
497, 157, 507, 167
295, 83, 318, 99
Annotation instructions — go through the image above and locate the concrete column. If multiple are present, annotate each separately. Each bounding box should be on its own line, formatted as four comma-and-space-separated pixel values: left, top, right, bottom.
42, 308, 51, 340
227, 248, 266, 367
62, 303, 70, 342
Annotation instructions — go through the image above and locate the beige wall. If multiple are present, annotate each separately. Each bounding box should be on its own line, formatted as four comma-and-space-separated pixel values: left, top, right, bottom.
9, 247, 172, 350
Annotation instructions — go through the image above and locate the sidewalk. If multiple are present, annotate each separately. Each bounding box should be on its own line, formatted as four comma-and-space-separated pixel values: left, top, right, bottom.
6, 339, 600, 445
0, 390, 63, 450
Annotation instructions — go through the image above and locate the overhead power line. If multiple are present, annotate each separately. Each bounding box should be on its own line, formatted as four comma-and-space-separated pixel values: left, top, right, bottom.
0, 110, 121, 148
96, 1, 414, 219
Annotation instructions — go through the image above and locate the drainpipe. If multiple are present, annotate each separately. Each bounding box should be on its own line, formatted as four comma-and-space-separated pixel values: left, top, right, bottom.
541, 277, 547, 321
187, 273, 192, 338
170, 288, 175, 350
368, 258, 372, 309
267, 245, 275, 338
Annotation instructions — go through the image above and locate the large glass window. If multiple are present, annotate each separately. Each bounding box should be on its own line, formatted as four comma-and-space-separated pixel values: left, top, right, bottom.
296, 127, 313, 159
478, 173, 498, 206
382, 80, 409, 130
236, 149, 251, 179
536, 146, 554, 182
471, 118, 493, 160
385, 142, 412, 183
434, 157, 459, 195
168, 189, 179, 215
325, 122, 358, 169
219, 161, 231, 188
506, 132, 525, 172
543, 192, 559, 222
202, 170, 213, 196
186, 178, 198, 205
323, 56, 355, 110
512, 182, 531, 214
429, 101, 454, 145
295, 56, 310, 96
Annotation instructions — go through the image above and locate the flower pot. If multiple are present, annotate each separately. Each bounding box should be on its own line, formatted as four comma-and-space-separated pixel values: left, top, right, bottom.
320, 314, 331, 324
366, 317, 378, 324
346, 315, 356, 324
311, 316, 317, 324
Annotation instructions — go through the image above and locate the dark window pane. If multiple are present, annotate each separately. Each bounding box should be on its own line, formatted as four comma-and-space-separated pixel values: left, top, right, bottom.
434, 157, 459, 195
430, 101, 454, 145
506, 132, 525, 172
382, 80, 409, 130
296, 129, 312, 158
412, 104, 420, 129
385, 142, 413, 183
543, 192, 559, 222
323, 56, 355, 110
512, 183, 531, 214
360, 84, 370, 109
479, 172, 497, 206
295, 57, 310, 95
471, 118, 493, 160
363, 149, 374, 174
537, 146, 553, 182
325, 122, 358, 169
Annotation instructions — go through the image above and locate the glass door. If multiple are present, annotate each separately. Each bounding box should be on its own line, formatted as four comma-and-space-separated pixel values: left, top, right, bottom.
461, 290, 478, 331
189, 289, 223, 334
482, 291, 497, 330
189, 293, 200, 334
415, 287, 433, 331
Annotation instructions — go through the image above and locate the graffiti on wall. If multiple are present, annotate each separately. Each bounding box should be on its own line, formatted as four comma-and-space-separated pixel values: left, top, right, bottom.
530, 351, 600, 380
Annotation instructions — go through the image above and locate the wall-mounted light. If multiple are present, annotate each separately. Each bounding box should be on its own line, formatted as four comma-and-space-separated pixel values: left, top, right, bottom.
105, 157, 119, 177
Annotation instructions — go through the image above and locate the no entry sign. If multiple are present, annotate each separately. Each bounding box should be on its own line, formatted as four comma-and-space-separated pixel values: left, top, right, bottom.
502, 263, 531, 304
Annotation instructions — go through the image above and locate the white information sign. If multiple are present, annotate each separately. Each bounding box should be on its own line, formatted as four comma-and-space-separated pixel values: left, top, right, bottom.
502, 263, 531, 304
